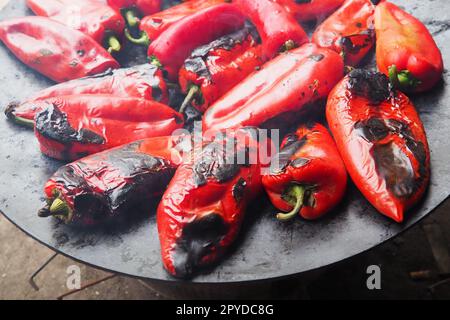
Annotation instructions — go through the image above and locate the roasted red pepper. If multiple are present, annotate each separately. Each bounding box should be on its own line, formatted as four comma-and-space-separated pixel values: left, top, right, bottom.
26, 0, 125, 53
107, 0, 162, 17
39, 135, 191, 226
235, 0, 309, 60
0, 16, 119, 83
326, 69, 430, 223
263, 123, 347, 221
147, 3, 246, 81
203, 44, 344, 133
126, 0, 225, 46
157, 127, 271, 278
178, 23, 264, 114
375, 1, 444, 92
273, 0, 345, 22
312, 0, 381, 66
5, 64, 168, 126
32, 95, 184, 161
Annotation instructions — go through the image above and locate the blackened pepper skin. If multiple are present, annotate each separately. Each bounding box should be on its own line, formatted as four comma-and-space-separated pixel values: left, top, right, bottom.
326, 69, 430, 223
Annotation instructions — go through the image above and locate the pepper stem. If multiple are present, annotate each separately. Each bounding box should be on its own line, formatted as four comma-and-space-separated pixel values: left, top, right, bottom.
49, 198, 70, 217
124, 10, 140, 28
106, 35, 122, 54
4, 104, 34, 129
276, 185, 305, 222
124, 28, 151, 46
281, 40, 296, 52
179, 85, 200, 114
388, 65, 421, 91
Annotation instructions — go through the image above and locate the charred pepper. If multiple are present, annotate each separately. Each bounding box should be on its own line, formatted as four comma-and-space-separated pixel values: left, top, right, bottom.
273, 0, 345, 22
375, 1, 443, 92
326, 69, 430, 223
5, 64, 168, 126
178, 23, 263, 114
33, 95, 184, 161
263, 123, 347, 221
39, 135, 191, 226
0, 16, 119, 83
203, 44, 344, 133
312, 0, 382, 66
108, 0, 162, 17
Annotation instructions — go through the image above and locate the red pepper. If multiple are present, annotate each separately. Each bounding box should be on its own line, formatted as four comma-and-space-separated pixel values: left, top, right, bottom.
126, 0, 225, 46
262, 123, 347, 221
157, 127, 271, 278
39, 134, 191, 226
273, 0, 345, 22
374, 1, 444, 93
312, 0, 381, 66
107, 0, 162, 16
234, 0, 309, 60
5, 64, 168, 126
26, 0, 125, 53
326, 69, 430, 223
203, 44, 344, 133
178, 24, 264, 114
32, 95, 184, 161
0, 16, 119, 83
147, 3, 246, 81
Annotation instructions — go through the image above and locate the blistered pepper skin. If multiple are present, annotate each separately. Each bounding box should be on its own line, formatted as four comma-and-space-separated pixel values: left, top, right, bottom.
312, 0, 381, 66
157, 128, 270, 278
6, 64, 168, 124
40, 135, 190, 226
273, 0, 345, 22
0, 16, 119, 83
326, 70, 430, 223
203, 44, 344, 133
263, 123, 347, 220
374, 2, 443, 93
33, 95, 184, 161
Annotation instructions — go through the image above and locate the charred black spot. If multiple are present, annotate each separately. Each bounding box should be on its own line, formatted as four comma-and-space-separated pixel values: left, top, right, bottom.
270, 137, 307, 174
35, 105, 105, 145
73, 193, 108, 223
309, 54, 324, 62
232, 178, 247, 203
355, 118, 389, 142
295, 0, 312, 3
348, 69, 391, 104
373, 142, 416, 199
370, 0, 382, 4
172, 214, 229, 278
291, 157, 311, 168
339, 30, 374, 55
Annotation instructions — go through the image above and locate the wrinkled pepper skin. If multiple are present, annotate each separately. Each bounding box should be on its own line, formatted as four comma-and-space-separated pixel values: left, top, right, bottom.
312, 0, 381, 66
263, 123, 347, 221
108, 0, 162, 16
235, 0, 309, 60
157, 128, 270, 278
26, 0, 125, 47
178, 24, 263, 113
148, 3, 246, 80
326, 70, 430, 223
5, 64, 168, 125
273, 0, 345, 22
39, 135, 191, 226
203, 44, 344, 133
138, 0, 224, 43
0, 17, 119, 83
374, 2, 443, 93
33, 95, 184, 161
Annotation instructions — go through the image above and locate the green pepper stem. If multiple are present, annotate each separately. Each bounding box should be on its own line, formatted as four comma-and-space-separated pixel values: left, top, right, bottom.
276, 185, 305, 222
282, 40, 296, 52
50, 198, 70, 216
388, 65, 421, 91
124, 10, 140, 28
4, 104, 34, 129
388, 65, 400, 88
106, 35, 122, 54
124, 28, 151, 46
179, 85, 200, 114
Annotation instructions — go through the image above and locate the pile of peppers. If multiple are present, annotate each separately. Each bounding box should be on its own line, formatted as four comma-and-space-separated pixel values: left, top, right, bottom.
0, 0, 443, 279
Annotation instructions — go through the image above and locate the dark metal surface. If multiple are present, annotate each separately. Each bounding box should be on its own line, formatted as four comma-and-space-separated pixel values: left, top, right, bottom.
0, 0, 449, 283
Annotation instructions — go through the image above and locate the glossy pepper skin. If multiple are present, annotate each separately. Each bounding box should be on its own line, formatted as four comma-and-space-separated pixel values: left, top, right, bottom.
273, 0, 345, 22
312, 0, 381, 67
148, 3, 246, 81
203, 44, 344, 133
374, 2, 443, 93
39, 135, 191, 226
178, 23, 264, 114
0, 16, 119, 83
33, 95, 184, 161
157, 128, 270, 278
234, 0, 309, 60
26, 0, 125, 52
263, 123, 347, 221
326, 69, 430, 223
5, 64, 168, 126
107, 0, 162, 16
